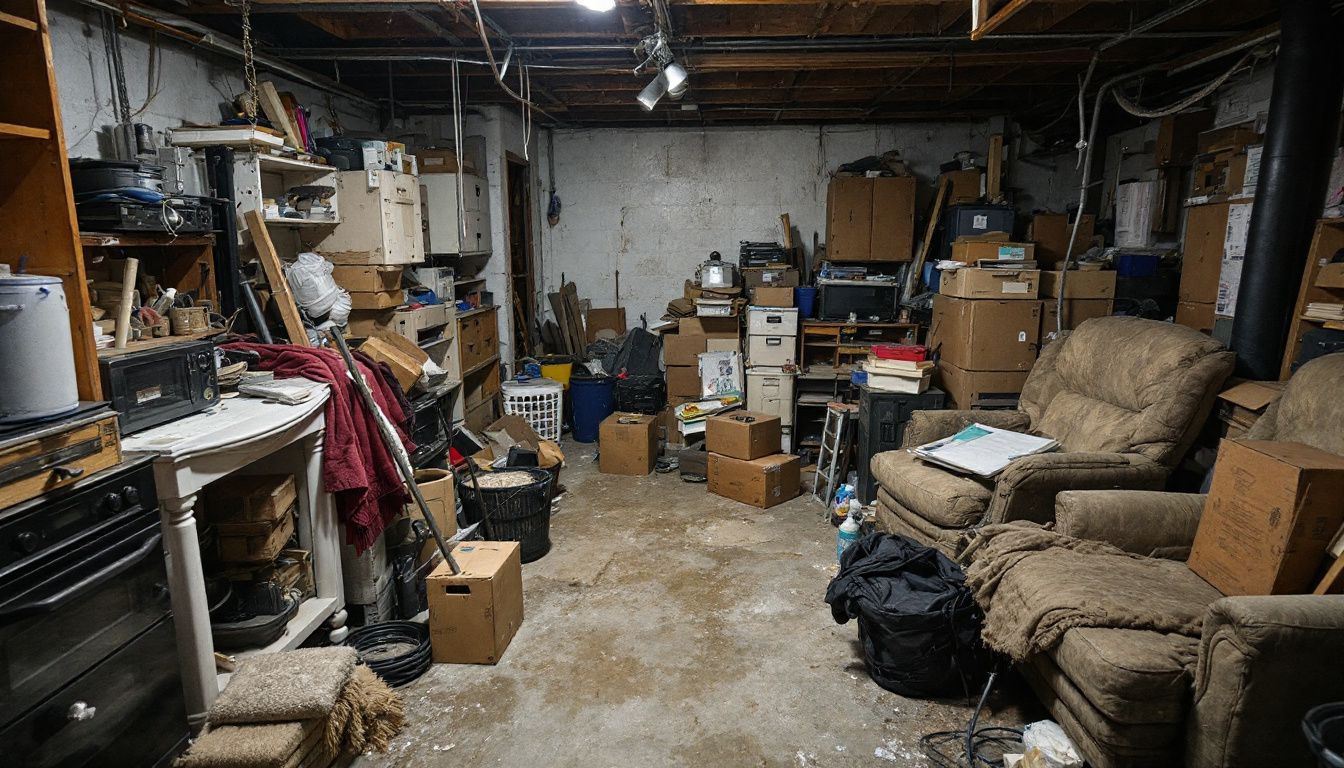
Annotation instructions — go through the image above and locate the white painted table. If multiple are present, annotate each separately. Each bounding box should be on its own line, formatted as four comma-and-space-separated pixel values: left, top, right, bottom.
122, 387, 346, 729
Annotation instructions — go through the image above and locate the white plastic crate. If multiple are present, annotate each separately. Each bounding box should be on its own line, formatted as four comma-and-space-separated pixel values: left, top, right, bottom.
501, 378, 564, 440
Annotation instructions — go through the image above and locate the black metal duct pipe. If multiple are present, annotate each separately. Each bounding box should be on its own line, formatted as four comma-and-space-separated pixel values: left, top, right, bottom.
1230, 0, 1344, 378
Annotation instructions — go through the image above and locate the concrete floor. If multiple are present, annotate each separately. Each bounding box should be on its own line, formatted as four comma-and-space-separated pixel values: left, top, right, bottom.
359, 441, 1036, 767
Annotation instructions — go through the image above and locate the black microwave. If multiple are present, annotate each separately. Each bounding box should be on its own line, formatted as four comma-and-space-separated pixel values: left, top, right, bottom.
99, 340, 219, 434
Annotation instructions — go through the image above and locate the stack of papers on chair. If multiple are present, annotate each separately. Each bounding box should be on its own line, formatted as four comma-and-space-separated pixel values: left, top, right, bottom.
911, 423, 1058, 477
863, 357, 934, 394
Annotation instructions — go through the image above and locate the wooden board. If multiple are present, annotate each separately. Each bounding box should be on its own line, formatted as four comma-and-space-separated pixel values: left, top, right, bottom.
257, 81, 300, 150
243, 210, 309, 346
547, 291, 573, 355
902, 176, 950, 304
562, 282, 587, 353
987, 133, 1004, 202
1281, 219, 1344, 379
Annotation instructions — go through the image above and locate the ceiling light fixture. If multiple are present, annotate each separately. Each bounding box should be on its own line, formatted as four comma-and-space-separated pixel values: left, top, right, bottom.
575, 0, 616, 12
632, 32, 689, 110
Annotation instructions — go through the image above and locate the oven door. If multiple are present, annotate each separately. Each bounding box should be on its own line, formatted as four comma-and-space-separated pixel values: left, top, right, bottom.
0, 509, 170, 727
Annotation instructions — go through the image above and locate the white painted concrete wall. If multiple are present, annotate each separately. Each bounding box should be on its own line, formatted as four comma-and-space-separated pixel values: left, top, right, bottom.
536, 122, 1076, 330
48, 0, 380, 159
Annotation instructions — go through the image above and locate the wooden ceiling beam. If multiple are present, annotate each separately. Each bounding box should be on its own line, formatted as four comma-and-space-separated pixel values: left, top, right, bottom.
970, 0, 1033, 41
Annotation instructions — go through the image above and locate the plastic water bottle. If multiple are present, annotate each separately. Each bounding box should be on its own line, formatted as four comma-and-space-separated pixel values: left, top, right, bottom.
837, 501, 862, 563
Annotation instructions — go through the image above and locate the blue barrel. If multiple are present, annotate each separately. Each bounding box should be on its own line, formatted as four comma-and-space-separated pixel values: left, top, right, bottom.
569, 375, 615, 443
795, 286, 818, 318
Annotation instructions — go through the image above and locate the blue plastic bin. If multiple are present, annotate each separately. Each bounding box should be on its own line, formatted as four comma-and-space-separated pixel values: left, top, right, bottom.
569, 375, 615, 443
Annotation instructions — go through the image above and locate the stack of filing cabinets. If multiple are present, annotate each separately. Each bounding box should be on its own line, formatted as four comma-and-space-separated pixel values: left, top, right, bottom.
743, 305, 799, 452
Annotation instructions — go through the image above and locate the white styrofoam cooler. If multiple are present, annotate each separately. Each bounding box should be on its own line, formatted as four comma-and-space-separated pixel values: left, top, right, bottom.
747, 306, 800, 336
747, 335, 795, 367
746, 367, 795, 427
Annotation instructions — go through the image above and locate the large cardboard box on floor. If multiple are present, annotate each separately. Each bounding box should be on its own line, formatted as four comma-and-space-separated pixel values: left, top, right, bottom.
1040, 269, 1116, 299
1188, 440, 1344, 596
427, 542, 523, 664
1030, 213, 1096, 267
935, 361, 1028, 410
929, 295, 1040, 372
705, 411, 781, 460
708, 452, 801, 508
939, 267, 1040, 300
1175, 301, 1216, 335
598, 413, 658, 475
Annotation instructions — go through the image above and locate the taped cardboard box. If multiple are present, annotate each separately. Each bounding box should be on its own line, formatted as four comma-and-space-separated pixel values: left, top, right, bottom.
598, 413, 658, 475
1039, 299, 1114, 345
929, 295, 1040, 372
1175, 301, 1216, 335
427, 542, 523, 664
333, 265, 402, 293
346, 309, 397, 338
1039, 269, 1116, 299
206, 474, 296, 525
939, 268, 1040, 300
666, 366, 701, 398
751, 286, 794, 307
1030, 213, 1096, 267
348, 290, 404, 310
950, 236, 1036, 263
1216, 380, 1286, 438
665, 334, 710, 367
678, 316, 740, 336
1188, 440, 1344, 595
358, 334, 425, 392
741, 267, 800, 289
705, 411, 781, 460
935, 361, 1028, 410
708, 452, 801, 508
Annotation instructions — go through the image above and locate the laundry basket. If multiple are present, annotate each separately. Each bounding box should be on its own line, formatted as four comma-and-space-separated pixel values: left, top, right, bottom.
501, 378, 563, 441
459, 468, 553, 562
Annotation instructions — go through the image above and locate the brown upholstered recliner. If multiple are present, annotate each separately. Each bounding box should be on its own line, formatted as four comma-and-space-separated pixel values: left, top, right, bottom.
871, 316, 1235, 554
1011, 353, 1344, 768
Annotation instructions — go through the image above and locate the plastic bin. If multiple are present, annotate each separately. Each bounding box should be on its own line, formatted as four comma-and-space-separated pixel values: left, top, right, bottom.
459, 468, 553, 563
795, 286, 818, 318
1115, 252, 1160, 278
539, 356, 574, 388
569, 375, 615, 443
501, 378, 563, 441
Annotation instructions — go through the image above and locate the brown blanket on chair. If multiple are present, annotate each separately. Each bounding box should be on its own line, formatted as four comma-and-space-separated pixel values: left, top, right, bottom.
962, 524, 1223, 664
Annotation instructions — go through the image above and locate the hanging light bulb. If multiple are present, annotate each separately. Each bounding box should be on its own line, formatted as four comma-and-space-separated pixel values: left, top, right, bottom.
575, 0, 615, 11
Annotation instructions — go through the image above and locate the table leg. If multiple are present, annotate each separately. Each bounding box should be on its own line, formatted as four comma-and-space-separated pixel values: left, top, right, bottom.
160, 493, 217, 731
301, 429, 346, 641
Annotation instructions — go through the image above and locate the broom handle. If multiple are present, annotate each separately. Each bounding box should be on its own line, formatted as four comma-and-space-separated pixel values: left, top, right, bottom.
329, 327, 461, 575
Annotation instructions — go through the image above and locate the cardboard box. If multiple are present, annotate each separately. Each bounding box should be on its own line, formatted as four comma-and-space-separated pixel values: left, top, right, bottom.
1040, 270, 1116, 299
666, 365, 701, 398
678, 316, 740, 336
706, 337, 740, 354
359, 335, 425, 391
1175, 301, 1216, 335
944, 168, 984, 204
206, 474, 296, 525
598, 413, 658, 475
1030, 213, 1096, 268
1179, 202, 1231, 304
708, 452, 801, 508
408, 468, 457, 538
939, 268, 1040, 300
1196, 125, 1261, 155
935, 361, 1028, 410
929, 296, 1040, 372
1216, 380, 1286, 438
427, 542, 523, 664
418, 148, 464, 174
1316, 261, 1344, 289
1188, 440, 1344, 595
333, 265, 402, 293
752, 286, 794, 307
950, 237, 1036, 263
705, 410, 782, 460
346, 309, 397, 337
217, 512, 295, 564
1154, 109, 1212, 167
665, 334, 710, 367
586, 307, 626, 342
741, 267, 800, 289
348, 289, 404, 310
1040, 299, 1114, 345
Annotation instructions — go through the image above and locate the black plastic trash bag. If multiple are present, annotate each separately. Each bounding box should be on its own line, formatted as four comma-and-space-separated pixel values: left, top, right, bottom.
825, 532, 990, 697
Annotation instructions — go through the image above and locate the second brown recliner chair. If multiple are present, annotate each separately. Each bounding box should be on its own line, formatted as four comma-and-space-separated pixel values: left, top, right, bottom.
870, 316, 1236, 554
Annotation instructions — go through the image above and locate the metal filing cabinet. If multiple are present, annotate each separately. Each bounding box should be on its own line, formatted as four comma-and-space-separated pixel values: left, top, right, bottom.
421, 173, 492, 255
856, 384, 945, 503
316, 170, 424, 265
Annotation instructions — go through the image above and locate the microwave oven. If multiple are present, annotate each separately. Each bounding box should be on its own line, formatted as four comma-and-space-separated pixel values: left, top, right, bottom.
99, 340, 219, 434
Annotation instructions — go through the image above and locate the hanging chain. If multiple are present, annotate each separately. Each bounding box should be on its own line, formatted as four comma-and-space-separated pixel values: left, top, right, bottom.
227, 0, 260, 125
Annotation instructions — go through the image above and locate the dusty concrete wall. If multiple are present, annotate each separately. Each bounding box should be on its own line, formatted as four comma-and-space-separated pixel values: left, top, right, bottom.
48, 0, 380, 159
535, 122, 1075, 330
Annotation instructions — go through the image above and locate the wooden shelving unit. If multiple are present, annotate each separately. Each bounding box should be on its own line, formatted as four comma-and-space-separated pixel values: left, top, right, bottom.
1281, 218, 1344, 379
0, 0, 100, 399
801, 320, 919, 373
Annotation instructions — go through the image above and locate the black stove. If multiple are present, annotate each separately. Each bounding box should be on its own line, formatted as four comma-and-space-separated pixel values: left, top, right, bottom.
0, 456, 188, 767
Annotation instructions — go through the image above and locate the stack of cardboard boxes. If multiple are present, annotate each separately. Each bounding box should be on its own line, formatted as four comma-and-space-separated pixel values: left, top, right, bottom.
930, 239, 1042, 409
662, 316, 741, 446
704, 411, 801, 508
1039, 268, 1117, 347
743, 305, 798, 452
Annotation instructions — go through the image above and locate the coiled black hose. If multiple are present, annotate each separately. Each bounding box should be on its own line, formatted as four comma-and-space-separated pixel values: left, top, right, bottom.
345, 621, 431, 688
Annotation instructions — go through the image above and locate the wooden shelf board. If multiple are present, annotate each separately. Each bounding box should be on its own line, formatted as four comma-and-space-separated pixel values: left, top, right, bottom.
455, 277, 487, 287
82, 232, 215, 248
97, 329, 222, 359
264, 217, 339, 227
0, 11, 39, 31
462, 354, 501, 378
0, 121, 50, 140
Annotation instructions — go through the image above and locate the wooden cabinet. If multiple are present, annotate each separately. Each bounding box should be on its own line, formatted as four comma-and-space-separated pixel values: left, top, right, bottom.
457, 305, 499, 375
825, 176, 915, 262
421, 173, 492, 255
453, 306, 501, 431
317, 170, 424, 265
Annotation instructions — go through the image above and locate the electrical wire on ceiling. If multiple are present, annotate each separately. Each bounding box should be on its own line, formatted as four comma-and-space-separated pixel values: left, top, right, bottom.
520, 63, 533, 161
1112, 50, 1263, 119
445, 0, 560, 122
451, 56, 468, 246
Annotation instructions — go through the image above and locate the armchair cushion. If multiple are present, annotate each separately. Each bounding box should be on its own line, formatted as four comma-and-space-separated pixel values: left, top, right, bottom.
870, 450, 992, 528
1055, 491, 1205, 558
899, 409, 1032, 450
986, 452, 1168, 526
1051, 628, 1197, 726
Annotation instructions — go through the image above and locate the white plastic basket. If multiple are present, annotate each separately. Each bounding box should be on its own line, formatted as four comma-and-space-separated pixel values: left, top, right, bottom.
501, 378, 564, 441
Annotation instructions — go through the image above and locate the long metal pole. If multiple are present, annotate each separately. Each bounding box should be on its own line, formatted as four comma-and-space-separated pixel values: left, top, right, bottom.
328, 327, 461, 575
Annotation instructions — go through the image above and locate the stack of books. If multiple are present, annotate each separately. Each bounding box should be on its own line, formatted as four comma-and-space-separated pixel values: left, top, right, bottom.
1304, 302, 1344, 322
862, 356, 934, 394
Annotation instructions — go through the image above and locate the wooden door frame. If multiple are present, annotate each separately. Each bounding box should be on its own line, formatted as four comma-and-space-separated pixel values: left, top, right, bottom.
504, 152, 537, 359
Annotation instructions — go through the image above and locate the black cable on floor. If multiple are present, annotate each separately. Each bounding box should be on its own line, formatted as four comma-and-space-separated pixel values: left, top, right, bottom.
346, 621, 432, 688
919, 671, 1024, 768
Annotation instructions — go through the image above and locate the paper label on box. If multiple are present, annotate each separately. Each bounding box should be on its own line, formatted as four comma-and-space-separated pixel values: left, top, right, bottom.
997, 246, 1026, 260
973, 214, 988, 229
1217, 259, 1243, 316
1002, 281, 1029, 294
1017, 331, 1027, 342
1244, 145, 1262, 191
1224, 202, 1253, 260
366, 169, 380, 189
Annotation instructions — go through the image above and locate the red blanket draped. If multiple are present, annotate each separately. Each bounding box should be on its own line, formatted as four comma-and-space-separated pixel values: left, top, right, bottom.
223, 342, 412, 553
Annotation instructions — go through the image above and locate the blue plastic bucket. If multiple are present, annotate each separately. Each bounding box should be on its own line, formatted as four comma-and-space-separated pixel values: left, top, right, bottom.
569, 375, 615, 443
795, 286, 818, 318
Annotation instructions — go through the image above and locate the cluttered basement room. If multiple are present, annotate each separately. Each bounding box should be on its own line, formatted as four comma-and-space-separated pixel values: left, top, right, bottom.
3, 0, 1344, 765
